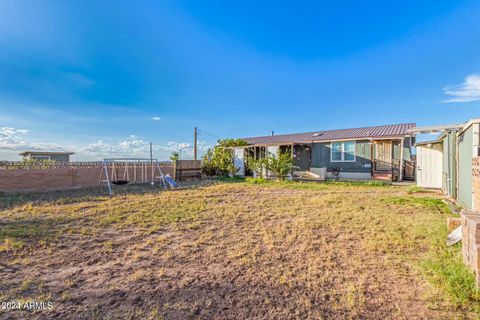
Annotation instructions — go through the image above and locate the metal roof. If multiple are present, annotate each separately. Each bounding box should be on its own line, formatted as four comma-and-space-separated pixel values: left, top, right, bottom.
407, 123, 464, 134
242, 123, 416, 146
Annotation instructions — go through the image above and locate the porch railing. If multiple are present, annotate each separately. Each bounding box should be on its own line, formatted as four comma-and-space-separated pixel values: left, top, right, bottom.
373, 159, 392, 171
373, 159, 416, 181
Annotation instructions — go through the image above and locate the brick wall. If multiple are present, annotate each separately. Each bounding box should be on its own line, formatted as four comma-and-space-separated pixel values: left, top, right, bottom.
461, 211, 480, 286
461, 158, 480, 287
473, 157, 480, 211
0, 166, 174, 193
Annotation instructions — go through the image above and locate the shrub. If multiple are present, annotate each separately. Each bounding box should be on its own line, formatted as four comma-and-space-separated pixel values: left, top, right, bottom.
201, 139, 249, 177
201, 149, 217, 176
264, 151, 293, 180
245, 155, 263, 177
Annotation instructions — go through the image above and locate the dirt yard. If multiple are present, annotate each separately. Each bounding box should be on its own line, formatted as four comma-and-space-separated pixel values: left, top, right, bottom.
0, 180, 478, 319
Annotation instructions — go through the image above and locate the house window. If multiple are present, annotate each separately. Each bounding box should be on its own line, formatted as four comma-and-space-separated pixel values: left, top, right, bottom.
31, 156, 50, 161
331, 141, 356, 162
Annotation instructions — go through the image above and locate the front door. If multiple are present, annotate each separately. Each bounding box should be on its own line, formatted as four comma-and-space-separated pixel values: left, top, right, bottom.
293, 144, 311, 171
416, 145, 442, 188
375, 141, 392, 170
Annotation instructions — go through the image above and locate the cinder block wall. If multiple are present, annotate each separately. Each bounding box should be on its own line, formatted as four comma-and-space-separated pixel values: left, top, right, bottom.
460, 157, 480, 287
0, 166, 174, 193
461, 211, 480, 286
473, 157, 480, 211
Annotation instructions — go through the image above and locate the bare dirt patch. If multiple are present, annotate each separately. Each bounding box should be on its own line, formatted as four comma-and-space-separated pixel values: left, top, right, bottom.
0, 181, 475, 319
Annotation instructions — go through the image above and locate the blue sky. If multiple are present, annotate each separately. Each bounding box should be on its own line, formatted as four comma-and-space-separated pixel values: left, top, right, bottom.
1, 0, 480, 160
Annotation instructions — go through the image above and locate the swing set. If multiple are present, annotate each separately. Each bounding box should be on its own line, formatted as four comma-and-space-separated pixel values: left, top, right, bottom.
99, 158, 169, 195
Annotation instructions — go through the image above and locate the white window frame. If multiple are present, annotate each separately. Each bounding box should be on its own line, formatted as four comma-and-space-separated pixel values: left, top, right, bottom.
330, 141, 356, 162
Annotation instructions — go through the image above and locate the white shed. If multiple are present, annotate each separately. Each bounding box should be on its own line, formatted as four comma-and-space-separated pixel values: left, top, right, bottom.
416, 141, 443, 189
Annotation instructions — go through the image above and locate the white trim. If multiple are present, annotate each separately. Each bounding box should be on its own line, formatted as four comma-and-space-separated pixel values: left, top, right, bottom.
457, 118, 480, 136
233, 148, 245, 177
326, 171, 371, 179
330, 141, 356, 163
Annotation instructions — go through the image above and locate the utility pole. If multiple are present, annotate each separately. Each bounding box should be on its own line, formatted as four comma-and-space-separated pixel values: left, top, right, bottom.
194, 127, 198, 161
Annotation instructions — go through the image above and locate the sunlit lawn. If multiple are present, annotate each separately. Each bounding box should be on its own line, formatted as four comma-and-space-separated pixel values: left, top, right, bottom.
0, 180, 478, 319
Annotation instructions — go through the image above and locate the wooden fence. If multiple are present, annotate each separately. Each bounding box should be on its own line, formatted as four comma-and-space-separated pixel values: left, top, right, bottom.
174, 160, 202, 181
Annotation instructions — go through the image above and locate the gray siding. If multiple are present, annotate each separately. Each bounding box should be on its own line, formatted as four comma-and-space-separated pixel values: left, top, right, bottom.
311, 140, 371, 172
28, 154, 71, 162
442, 132, 457, 198
49, 155, 70, 162
458, 126, 473, 209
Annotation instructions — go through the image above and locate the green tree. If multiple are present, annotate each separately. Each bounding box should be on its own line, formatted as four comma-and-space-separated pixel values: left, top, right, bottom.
201, 149, 217, 176
170, 151, 180, 162
201, 138, 249, 176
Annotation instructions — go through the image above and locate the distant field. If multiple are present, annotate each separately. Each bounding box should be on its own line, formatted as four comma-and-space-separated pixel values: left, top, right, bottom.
0, 180, 479, 319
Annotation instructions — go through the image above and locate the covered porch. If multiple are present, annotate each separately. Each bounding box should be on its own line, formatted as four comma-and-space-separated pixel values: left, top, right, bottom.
371, 139, 415, 182
239, 137, 415, 182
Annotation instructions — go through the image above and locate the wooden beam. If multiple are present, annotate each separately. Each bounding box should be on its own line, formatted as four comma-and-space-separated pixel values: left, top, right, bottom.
291, 143, 294, 178
370, 142, 374, 178
399, 138, 404, 181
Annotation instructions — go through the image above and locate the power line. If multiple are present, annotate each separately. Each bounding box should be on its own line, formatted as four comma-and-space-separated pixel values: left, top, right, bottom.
197, 129, 222, 140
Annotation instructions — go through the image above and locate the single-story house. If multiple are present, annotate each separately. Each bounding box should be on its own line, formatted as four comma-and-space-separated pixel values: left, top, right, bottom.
20, 151, 74, 162
409, 119, 480, 209
234, 123, 416, 181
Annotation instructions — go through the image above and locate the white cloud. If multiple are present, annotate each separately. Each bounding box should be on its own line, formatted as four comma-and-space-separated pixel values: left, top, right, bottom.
0, 127, 65, 151
151, 116, 161, 121
0, 126, 211, 161
442, 74, 480, 103
1, 127, 29, 136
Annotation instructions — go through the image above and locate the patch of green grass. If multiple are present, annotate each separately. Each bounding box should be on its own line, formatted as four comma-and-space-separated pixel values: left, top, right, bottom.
243, 178, 389, 190
277, 180, 329, 190
0, 237, 25, 252
216, 176, 245, 183
0, 217, 60, 248
324, 179, 390, 187
245, 177, 268, 184
244, 179, 329, 190
382, 196, 451, 214
0, 193, 25, 209
421, 223, 480, 311
382, 194, 479, 312
406, 185, 426, 194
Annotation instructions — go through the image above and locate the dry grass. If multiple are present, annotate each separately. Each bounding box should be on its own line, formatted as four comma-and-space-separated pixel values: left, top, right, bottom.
0, 180, 478, 319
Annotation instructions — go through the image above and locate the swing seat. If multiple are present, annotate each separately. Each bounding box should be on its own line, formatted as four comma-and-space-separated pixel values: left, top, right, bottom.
111, 180, 130, 185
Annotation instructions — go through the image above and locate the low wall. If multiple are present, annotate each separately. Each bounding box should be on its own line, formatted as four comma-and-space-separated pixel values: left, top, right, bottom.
461, 211, 480, 286
0, 164, 174, 193
473, 157, 480, 211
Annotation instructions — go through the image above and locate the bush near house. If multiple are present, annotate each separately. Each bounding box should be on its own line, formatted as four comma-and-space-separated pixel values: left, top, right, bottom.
264, 151, 294, 180
201, 138, 248, 176
246, 150, 294, 180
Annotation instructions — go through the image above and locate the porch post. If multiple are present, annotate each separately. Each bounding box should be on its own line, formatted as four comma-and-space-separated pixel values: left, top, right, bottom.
370, 141, 374, 179
399, 137, 404, 181
291, 143, 294, 178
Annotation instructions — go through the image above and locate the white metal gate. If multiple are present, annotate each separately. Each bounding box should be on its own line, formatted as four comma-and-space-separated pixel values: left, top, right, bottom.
416, 145, 442, 188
